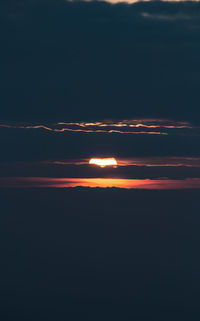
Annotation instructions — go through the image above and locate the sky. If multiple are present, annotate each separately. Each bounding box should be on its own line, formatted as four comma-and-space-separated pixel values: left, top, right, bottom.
1, 1, 200, 320
1, 0, 200, 187
1, 0, 200, 122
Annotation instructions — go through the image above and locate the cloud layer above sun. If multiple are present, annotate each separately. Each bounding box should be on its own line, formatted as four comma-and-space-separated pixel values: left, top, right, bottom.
0, 119, 199, 136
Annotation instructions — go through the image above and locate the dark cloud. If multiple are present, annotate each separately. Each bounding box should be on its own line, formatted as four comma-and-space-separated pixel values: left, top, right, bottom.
1, 124, 200, 162
1, 158, 200, 179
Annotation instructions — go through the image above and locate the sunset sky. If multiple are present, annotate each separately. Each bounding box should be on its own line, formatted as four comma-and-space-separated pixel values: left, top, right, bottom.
1, 1, 200, 320
1, 0, 200, 188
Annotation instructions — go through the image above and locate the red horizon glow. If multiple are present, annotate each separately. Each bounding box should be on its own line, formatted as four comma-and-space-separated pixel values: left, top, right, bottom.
1, 177, 200, 189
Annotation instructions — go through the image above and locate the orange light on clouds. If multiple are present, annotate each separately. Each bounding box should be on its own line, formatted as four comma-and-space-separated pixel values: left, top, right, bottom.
1, 177, 200, 189
89, 158, 118, 167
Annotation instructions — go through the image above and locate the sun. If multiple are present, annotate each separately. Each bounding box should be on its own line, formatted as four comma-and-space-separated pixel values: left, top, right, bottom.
89, 158, 118, 168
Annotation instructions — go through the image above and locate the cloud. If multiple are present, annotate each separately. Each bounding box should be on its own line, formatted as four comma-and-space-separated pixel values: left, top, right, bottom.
47, 156, 200, 167
1, 176, 200, 189
1, 155, 200, 179
140, 11, 194, 20
0, 119, 199, 136
69, 0, 200, 4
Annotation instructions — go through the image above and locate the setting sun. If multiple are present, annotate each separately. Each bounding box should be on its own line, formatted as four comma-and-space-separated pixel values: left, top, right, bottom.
89, 158, 117, 167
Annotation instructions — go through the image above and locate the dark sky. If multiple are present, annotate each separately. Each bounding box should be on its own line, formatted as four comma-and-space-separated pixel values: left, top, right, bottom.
1, 0, 200, 122
1, 2, 200, 320
1, 0, 200, 167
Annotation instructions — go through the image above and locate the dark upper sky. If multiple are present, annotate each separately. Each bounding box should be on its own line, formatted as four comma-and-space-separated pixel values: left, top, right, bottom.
1, 0, 200, 122
0, 0, 200, 179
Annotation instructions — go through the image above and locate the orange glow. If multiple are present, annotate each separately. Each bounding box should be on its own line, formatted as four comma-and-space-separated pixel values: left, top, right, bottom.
1, 177, 200, 190
89, 158, 118, 167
